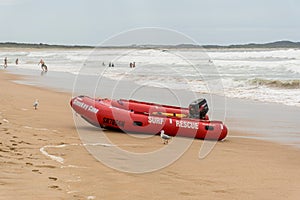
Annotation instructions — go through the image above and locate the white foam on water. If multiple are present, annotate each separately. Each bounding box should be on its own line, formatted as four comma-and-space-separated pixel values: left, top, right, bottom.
4, 47, 300, 107
61, 165, 88, 169
83, 143, 117, 147
39, 143, 138, 166
40, 143, 101, 167
23, 126, 55, 132
67, 190, 79, 194
40, 145, 65, 164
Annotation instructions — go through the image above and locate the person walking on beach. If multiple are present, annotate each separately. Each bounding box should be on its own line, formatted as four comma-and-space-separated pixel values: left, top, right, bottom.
38, 58, 48, 71
4, 57, 7, 68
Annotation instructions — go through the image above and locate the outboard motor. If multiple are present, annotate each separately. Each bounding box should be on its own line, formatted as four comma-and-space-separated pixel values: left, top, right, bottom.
188, 98, 209, 119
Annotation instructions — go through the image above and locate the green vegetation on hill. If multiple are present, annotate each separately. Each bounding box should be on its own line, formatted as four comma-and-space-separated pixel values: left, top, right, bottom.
216, 41, 300, 49
0, 40, 299, 49
0, 42, 93, 49
178, 41, 300, 49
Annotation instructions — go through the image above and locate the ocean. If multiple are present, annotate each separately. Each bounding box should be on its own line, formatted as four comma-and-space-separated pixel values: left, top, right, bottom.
2, 47, 299, 107
1, 47, 300, 147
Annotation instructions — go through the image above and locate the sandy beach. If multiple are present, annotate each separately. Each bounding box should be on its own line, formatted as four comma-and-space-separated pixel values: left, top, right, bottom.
1, 70, 300, 200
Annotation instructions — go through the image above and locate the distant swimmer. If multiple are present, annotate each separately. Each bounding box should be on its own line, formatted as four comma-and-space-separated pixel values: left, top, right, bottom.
129, 62, 136, 68
38, 58, 48, 71
4, 57, 7, 68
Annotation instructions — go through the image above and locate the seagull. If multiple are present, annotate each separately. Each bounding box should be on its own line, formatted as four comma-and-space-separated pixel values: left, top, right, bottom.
160, 130, 172, 144
33, 99, 39, 110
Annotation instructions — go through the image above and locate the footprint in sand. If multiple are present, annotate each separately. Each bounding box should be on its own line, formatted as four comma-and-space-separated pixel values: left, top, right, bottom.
9, 147, 16, 151
48, 177, 58, 181
18, 141, 32, 145
214, 189, 227, 194
36, 165, 56, 169
27, 154, 38, 160
32, 169, 42, 174
0, 148, 9, 153
49, 185, 61, 190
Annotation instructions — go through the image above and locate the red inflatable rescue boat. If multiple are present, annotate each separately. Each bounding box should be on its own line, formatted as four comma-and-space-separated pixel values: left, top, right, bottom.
70, 95, 228, 140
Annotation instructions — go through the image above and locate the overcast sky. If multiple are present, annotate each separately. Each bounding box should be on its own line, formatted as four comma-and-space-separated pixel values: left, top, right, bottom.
0, 0, 299, 45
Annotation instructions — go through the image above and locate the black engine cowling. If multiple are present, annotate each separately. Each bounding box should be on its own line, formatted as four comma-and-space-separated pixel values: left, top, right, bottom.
188, 98, 209, 119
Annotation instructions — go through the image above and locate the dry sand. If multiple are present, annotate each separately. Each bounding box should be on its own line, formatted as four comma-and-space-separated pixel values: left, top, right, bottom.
0, 70, 300, 199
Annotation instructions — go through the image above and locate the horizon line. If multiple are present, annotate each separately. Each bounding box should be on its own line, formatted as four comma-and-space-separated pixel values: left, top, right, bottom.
0, 40, 299, 49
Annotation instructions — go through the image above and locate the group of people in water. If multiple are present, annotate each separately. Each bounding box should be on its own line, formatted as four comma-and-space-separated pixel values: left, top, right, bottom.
3, 57, 48, 72
3, 57, 139, 71
3, 57, 19, 68
108, 62, 114, 67
102, 62, 115, 67
102, 61, 137, 68
3, 57, 17, 68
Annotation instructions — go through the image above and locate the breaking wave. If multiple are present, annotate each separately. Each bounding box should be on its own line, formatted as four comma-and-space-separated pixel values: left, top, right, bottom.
250, 78, 300, 89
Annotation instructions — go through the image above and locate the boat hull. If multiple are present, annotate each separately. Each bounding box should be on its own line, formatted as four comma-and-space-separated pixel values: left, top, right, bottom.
70, 96, 228, 140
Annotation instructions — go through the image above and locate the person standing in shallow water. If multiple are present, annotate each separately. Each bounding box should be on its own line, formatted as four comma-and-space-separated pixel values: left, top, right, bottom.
15, 58, 19, 65
38, 58, 48, 71
4, 57, 7, 68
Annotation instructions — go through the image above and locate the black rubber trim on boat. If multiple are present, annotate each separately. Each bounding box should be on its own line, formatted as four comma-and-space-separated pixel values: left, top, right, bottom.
205, 125, 214, 131
133, 121, 143, 126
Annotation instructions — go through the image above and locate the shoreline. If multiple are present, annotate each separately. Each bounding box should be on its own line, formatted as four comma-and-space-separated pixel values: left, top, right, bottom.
1, 70, 300, 199
5, 67, 300, 149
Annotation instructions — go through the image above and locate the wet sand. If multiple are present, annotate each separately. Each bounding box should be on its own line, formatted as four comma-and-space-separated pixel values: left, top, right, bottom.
1, 70, 300, 199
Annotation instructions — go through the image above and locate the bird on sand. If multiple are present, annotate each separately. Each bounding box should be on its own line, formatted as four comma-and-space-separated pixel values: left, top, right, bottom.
33, 99, 39, 110
160, 130, 172, 144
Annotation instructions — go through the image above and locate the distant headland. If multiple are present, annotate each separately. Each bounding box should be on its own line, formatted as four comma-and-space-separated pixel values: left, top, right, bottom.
0, 40, 299, 49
